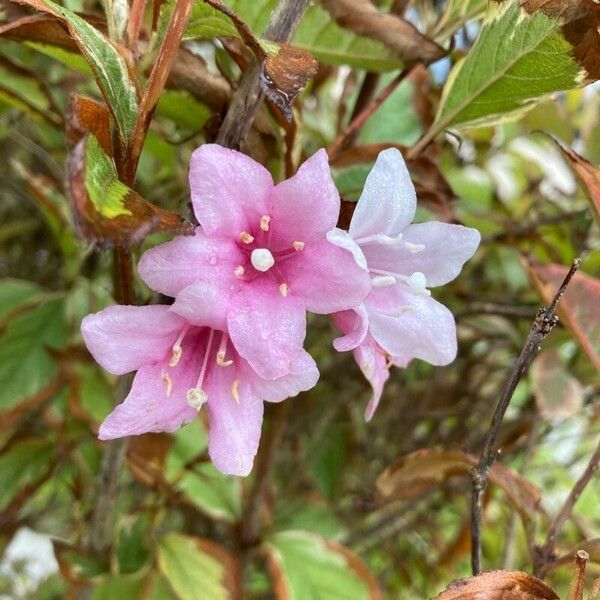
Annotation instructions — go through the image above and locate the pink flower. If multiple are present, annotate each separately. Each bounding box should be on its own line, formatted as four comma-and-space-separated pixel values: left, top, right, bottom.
138, 145, 371, 381
329, 149, 480, 420
81, 303, 318, 476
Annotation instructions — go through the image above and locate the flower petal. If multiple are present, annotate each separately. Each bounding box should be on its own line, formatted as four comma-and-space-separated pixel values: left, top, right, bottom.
278, 239, 371, 314
242, 349, 319, 402
326, 228, 367, 270
367, 285, 457, 366
353, 334, 390, 421
270, 149, 340, 247
138, 228, 243, 298
331, 306, 369, 352
363, 222, 480, 287
349, 148, 416, 240
170, 281, 230, 330
205, 367, 263, 477
98, 337, 199, 439
81, 305, 185, 375
227, 279, 306, 379
189, 144, 273, 238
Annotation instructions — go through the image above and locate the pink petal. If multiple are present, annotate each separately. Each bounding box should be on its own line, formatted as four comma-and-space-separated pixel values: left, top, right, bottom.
349, 148, 416, 240
278, 239, 371, 314
353, 334, 390, 421
242, 349, 319, 402
363, 222, 480, 287
205, 366, 264, 477
331, 306, 369, 352
170, 281, 230, 330
138, 228, 243, 298
81, 305, 185, 375
227, 279, 306, 379
98, 338, 199, 439
189, 144, 273, 238
270, 149, 340, 247
367, 285, 457, 366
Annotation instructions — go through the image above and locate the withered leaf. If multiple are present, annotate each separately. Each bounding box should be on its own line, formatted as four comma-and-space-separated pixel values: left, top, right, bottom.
68, 133, 192, 247
320, 0, 445, 63
433, 570, 559, 600
375, 449, 542, 518
261, 42, 318, 121
66, 93, 112, 155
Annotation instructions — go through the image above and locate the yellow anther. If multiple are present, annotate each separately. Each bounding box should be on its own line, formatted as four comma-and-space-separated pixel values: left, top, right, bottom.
239, 231, 254, 244
216, 351, 233, 367
162, 372, 173, 397
278, 283, 288, 297
260, 215, 271, 232
234, 265, 245, 278
169, 345, 182, 367
293, 241, 305, 251
231, 379, 240, 404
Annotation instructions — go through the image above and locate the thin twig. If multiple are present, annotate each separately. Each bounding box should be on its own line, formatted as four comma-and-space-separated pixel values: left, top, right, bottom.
216, 0, 311, 149
567, 550, 589, 600
126, 0, 147, 51
327, 67, 413, 160
536, 437, 600, 577
470, 258, 582, 575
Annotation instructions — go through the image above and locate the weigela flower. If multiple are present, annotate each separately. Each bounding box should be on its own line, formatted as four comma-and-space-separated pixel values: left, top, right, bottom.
329, 149, 480, 420
138, 145, 371, 381
82, 303, 318, 476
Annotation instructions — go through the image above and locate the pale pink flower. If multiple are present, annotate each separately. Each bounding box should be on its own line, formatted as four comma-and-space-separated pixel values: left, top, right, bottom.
138, 145, 371, 381
81, 303, 318, 476
329, 149, 480, 420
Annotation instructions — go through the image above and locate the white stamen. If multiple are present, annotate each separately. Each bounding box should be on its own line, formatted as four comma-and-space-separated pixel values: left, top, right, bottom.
169, 345, 182, 367
234, 265, 245, 278
216, 332, 233, 367
260, 215, 271, 231
279, 283, 288, 297
404, 242, 425, 254
239, 231, 254, 244
372, 275, 396, 287
354, 233, 403, 246
186, 388, 208, 411
162, 372, 173, 397
231, 379, 240, 404
251, 248, 275, 272
407, 272, 431, 296
293, 241, 305, 251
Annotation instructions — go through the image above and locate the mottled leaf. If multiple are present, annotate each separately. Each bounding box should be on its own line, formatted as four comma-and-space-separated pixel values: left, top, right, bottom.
67, 134, 191, 246
531, 349, 584, 420
264, 531, 381, 600
527, 261, 600, 372
157, 533, 241, 600
433, 570, 559, 599
434, 1, 589, 132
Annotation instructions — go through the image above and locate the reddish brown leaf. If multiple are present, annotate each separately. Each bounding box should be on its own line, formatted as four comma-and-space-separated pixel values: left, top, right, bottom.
547, 136, 600, 229
195, 538, 242, 600
0, 13, 86, 50
320, 0, 445, 63
433, 570, 559, 600
67, 134, 192, 246
261, 43, 318, 121
66, 93, 112, 155
127, 433, 174, 488
526, 261, 600, 372
375, 449, 542, 518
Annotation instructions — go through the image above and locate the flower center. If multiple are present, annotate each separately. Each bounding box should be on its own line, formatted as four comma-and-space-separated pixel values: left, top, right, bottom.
251, 248, 275, 272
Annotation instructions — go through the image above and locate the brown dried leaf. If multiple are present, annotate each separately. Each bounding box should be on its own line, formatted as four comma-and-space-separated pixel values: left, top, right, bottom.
376, 449, 542, 518
321, 0, 445, 63
66, 93, 112, 155
261, 42, 318, 121
127, 433, 174, 488
526, 261, 600, 373
547, 136, 600, 229
68, 134, 192, 247
433, 570, 559, 600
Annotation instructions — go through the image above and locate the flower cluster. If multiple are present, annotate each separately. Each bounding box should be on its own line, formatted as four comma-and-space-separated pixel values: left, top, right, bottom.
82, 146, 479, 476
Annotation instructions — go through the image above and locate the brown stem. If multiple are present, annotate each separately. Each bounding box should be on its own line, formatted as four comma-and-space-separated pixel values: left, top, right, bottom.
216, 0, 311, 149
469, 258, 582, 575
126, 0, 147, 51
124, 0, 195, 184
536, 437, 600, 577
567, 550, 589, 600
240, 402, 291, 546
327, 67, 413, 160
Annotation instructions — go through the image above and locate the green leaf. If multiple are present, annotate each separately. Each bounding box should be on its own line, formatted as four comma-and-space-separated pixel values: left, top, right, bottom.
156, 90, 211, 131
157, 533, 239, 600
431, 0, 487, 43
116, 514, 152, 575
434, 1, 583, 131
0, 438, 54, 510
17, 0, 138, 141
0, 298, 66, 411
92, 576, 145, 600
0, 279, 42, 324
264, 531, 379, 600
